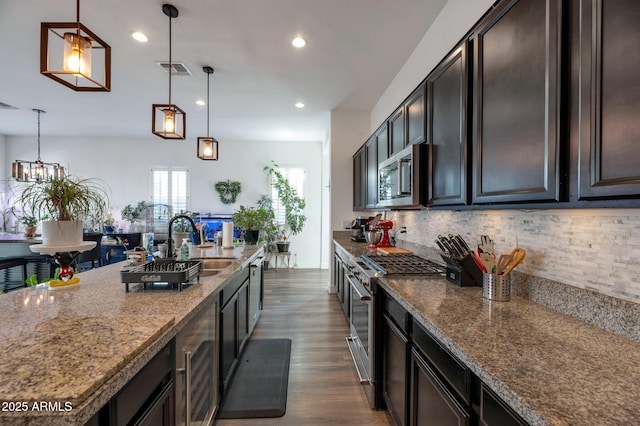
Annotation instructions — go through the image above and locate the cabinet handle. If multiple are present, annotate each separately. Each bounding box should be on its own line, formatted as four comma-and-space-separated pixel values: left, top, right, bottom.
350, 281, 371, 301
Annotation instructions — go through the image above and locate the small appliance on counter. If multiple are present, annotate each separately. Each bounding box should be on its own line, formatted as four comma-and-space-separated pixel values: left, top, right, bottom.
350, 216, 372, 242
365, 214, 393, 249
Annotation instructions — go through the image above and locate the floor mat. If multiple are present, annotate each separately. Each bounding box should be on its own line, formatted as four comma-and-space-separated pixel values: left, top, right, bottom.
218, 338, 292, 419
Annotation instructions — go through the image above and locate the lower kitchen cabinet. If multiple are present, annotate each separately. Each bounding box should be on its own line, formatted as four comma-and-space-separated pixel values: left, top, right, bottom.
382, 313, 410, 426
334, 247, 350, 318
248, 256, 263, 334
480, 384, 526, 426
410, 348, 471, 426
219, 266, 250, 394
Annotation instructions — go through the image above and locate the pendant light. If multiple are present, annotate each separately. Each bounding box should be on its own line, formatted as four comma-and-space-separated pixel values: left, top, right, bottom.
40, 0, 111, 91
197, 66, 219, 160
152, 4, 186, 140
12, 110, 65, 183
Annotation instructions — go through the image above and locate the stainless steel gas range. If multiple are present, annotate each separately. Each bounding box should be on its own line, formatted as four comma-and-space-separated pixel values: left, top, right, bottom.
344, 253, 444, 409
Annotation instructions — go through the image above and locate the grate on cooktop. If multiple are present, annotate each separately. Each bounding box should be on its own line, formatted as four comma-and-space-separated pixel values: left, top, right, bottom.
361, 254, 444, 275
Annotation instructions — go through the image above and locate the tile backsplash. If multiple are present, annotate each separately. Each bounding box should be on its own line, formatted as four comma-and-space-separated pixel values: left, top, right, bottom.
389, 208, 640, 304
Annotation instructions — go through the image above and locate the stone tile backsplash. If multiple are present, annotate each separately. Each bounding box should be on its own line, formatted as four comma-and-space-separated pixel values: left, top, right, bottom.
389, 208, 640, 304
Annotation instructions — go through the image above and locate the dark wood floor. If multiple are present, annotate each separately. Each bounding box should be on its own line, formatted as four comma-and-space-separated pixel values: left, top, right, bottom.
216, 268, 392, 426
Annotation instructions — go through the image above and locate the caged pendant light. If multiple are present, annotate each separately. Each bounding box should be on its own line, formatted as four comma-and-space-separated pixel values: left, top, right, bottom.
152, 4, 186, 139
40, 0, 111, 91
12, 109, 65, 183
197, 66, 219, 160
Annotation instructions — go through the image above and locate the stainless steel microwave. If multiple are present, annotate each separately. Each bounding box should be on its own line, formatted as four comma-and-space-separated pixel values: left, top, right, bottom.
378, 143, 427, 208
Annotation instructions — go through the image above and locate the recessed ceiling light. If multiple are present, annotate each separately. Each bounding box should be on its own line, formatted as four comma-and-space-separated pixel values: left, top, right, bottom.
295, 102, 305, 108
131, 32, 148, 43
196, 99, 206, 106
291, 36, 306, 48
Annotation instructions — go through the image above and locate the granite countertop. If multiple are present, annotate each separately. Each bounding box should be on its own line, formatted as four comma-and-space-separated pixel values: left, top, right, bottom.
0, 244, 263, 425
333, 236, 640, 425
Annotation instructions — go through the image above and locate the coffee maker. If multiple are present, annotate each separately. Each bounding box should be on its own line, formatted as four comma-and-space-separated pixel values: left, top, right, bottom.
350, 217, 372, 242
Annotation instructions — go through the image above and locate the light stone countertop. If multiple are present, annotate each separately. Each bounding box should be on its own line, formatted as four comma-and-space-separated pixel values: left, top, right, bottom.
0, 244, 263, 425
333, 236, 640, 426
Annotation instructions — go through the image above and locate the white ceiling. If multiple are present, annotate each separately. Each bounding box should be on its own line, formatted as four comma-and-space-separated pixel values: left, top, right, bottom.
0, 0, 447, 142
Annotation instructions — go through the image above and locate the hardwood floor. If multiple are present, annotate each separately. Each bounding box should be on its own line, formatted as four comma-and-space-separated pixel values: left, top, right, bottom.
216, 268, 393, 426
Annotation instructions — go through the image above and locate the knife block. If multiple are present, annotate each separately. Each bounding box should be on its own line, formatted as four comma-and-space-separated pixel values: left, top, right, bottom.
440, 253, 483, 287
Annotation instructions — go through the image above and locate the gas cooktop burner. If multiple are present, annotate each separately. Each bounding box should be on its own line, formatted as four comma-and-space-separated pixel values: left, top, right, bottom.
360, 254, 444, 276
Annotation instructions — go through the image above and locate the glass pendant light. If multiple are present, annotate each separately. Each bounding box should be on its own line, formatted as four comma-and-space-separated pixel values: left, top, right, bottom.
40, 0, 110, 91
152, 4, 186, 139
197, 66, 219, 160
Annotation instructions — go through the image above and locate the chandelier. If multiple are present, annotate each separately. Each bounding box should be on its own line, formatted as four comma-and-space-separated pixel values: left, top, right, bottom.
12, 109, 65, 183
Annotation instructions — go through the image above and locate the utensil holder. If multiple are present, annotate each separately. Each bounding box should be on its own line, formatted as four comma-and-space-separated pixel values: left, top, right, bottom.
482, 273, 511, 301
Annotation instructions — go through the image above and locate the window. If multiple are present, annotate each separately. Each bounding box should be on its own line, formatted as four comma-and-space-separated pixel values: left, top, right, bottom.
271, 167, 305, 224
151, 166, 189, 217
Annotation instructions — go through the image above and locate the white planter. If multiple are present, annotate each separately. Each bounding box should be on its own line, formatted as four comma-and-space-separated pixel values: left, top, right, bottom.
42, 220, 84, 247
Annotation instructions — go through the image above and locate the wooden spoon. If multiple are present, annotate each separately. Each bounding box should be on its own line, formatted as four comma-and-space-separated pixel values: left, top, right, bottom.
495, 254, 512, 275
502, 248, 526, 275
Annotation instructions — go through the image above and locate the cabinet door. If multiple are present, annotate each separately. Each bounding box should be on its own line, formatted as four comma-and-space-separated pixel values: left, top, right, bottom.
577, 0, 640, 198
376, 123, 389, 163
480, 384, 526, 426
406, 83, 426, 146
238, 281, 249, 354
366, 136, 378, 209
390, 107, 406, 156
427, 41, 469, 206
410, 348, 470, 426
220, 296, 238, 392
383, 314, 409, 426
249, 260, 262, 334
472, 0, 562, 203
353, 147, 366, 210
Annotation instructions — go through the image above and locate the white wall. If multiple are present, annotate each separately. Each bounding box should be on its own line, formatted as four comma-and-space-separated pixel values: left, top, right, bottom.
4, 135, 324, 268
329, 110, 370, 232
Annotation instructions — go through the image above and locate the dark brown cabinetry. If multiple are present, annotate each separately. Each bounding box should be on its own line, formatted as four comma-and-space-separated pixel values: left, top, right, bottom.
472, 0, 562, 204
577, 0, 640, 199
353, 146, 366, 210
382, 294, 410, 426
376, 123, 390, 164
406, 84, 427, 146
334, 246, 350, 318
390, 107, 406, 156
427, 41, 469, 206
219, 267, 250, 393
366, 136, 379, 208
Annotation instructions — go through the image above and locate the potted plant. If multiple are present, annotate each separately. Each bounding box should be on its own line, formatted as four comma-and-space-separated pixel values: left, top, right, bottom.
19, 213, 38, 238
18, 175, 109, 247
264, 162, 306, 252
121, 201, 147, 232
171, 210, 196, 247
103, 211, 115, 233
232, 205, 269, 245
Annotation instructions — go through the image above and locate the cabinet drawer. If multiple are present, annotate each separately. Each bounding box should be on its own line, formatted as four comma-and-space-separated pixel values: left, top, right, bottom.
480, 384, 527, 426
412, 321, 471, 405
114, 343, 172, 426
384, 293, 410, 334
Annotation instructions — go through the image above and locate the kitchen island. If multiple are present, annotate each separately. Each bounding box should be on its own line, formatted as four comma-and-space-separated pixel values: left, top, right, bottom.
333, 235, 640, 425
0, 244, 262, 425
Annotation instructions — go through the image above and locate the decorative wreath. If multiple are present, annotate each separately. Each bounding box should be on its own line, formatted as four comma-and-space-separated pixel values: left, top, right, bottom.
215, 180, 242, 204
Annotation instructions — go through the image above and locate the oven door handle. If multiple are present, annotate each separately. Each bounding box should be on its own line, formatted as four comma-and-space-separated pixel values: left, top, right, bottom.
345, 336, 370, 385
349, 278, 371, 301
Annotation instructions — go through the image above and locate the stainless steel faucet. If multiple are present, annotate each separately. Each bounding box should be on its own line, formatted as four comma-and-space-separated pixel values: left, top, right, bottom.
167, 214, 197, 258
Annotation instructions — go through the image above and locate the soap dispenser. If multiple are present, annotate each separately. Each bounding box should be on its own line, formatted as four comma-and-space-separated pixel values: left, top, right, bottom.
180, 238, 190, 260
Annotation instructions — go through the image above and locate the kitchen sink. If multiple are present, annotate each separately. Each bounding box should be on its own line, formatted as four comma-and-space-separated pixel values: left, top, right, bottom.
192, 259, 234, 269
200, 269, 220, 277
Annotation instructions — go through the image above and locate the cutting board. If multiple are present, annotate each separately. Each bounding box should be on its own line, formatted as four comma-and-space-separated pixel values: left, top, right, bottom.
377, 247, 412, 255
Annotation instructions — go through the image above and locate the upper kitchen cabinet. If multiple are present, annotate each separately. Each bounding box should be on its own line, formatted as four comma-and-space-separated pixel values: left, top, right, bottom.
366, 135, 379, 209
426, 41, 469, 206
577, 0, 640, 199
389, 106, 406, 156
353, 146, 366, 210
472, 0, 563, 204
376, 122, 390, 163
406, 84, 427, 146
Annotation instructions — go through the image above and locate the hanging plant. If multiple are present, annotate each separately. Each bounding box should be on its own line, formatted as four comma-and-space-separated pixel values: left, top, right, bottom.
215, 180, 242, 204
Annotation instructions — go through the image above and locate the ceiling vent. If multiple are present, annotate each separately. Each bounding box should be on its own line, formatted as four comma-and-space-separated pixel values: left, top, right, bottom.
157, 61, 192, 76
0, 101, 18, 110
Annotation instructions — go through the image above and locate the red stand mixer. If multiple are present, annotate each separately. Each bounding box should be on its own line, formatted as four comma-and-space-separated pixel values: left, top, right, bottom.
366, 216, 393, 249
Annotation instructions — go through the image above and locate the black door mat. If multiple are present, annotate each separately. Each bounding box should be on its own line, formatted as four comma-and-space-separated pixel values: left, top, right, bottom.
218, 338, 292, 419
